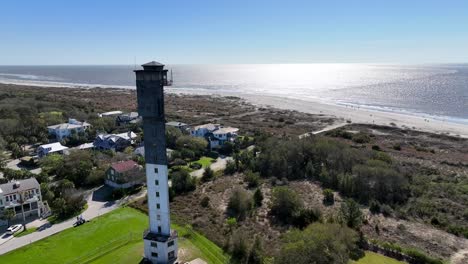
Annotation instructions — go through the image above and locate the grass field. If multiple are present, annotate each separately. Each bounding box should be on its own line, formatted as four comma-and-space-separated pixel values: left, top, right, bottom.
353, 251, 405, 264
0, 207, 229, 264
191, 156, 215, 168
14, 227, 37, 238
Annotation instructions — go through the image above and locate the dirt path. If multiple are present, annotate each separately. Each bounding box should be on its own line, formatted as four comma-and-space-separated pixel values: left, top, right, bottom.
299, 121, 347, 138
450, 243, 468, 264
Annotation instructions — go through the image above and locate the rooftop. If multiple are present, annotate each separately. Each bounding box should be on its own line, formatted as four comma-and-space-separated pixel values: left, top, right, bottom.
142, 61, 164, 66
166, 121, 188, 127
110, 160, 139, 173
213, 127, 239, 135
96, 131, 137, 142
47, 119, 90, 130
38, 142, 69, 152
193, 123, 220, 131
0, 178, 40, 195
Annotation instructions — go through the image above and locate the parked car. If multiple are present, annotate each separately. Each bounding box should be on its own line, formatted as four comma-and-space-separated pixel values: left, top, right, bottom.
6, 224, 24, 235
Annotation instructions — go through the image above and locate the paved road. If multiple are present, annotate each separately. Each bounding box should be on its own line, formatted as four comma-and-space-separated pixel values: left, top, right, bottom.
190, 156, 232, 178
0, 187, 129, 255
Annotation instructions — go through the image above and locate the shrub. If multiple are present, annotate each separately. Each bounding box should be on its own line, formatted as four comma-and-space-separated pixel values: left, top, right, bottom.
276, 223, 359, 264
201, 167, 214, 182
340, 199, 362, 229
207, 151, 219, 159
253, 188, 263, 207
292, 207, 322, 229
352, 132, 371, 144
323, 189, 334, 205
380, 204, 393, 217
189, 162, 202, 170
173, 158, 187, 166
227, 187, 253, 220
371, 145, 381, 151
270, 187, 303, 223
171, 170, 196, 194
200, 196, 210, 208
224, 160, 237, 175
393, 144, 402, 151
244, 170, 260, 188
369, 200, 381, 214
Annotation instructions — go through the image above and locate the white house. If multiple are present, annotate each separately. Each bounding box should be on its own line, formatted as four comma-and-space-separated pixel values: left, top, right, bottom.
166, 121, 189, 132
37, 142, 69, 158
190, 123, 220, 137
47, 118, 91, 140
0, 178, 45, 226
190, 123, 239, 149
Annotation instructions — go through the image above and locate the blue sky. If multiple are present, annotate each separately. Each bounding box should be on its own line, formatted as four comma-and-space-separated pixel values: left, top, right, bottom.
1, 0, 467, 64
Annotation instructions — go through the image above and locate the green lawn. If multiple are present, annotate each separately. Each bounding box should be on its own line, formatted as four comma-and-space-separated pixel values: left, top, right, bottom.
92, 224, 229, 264
0, 207, 229, 264
14, 227, 38, 238
353, 251, 405, 264
191, 156, 215, 168
0, 207, 147, 264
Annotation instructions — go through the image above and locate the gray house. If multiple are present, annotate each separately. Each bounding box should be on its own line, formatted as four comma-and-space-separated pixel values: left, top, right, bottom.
93, 132, 137, 151
0, 178, 45, 225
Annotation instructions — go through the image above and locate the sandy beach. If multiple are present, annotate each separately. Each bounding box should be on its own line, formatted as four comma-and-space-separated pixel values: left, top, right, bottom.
236, 94, 468, 138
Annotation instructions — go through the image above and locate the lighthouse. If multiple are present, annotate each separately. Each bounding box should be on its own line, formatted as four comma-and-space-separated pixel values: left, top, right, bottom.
135, 61, 178, 263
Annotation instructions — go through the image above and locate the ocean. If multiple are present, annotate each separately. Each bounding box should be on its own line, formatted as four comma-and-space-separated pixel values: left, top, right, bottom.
0, 64, 467, 124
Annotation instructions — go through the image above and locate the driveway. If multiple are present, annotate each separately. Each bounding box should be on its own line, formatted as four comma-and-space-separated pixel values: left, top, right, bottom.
190, 156, 232, 178
0, 186, 143, 255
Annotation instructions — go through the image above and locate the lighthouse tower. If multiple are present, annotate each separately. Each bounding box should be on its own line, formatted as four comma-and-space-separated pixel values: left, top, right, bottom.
135, 61, 178, 263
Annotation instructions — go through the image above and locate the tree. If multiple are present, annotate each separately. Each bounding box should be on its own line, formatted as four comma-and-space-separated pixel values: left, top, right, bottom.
276, 223, 359, 264
230, 231, 249, 262
0, 208, 15, 227
56, 150, 93, 187
340, 199, 363, 229
270, 187, 303, 222
39, 153, 64, 175
166, 126, 183, 149
226, 217, 237, 233
171, 170, 196, 194
201, 167, 214, 182
175, 136, 207, 158
224, 160, 237, 175
244, 170, 260, 188
253, 188, 263, 207
323, 189, 334, 205
248, 235, 264, 264
227, 187, 252, 220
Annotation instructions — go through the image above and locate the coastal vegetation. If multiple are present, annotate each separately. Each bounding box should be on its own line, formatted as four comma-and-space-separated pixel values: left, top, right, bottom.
1, 85, 466, 263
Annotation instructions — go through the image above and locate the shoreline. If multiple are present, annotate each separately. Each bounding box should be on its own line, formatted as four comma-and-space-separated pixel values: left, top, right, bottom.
242, 94, 468, 138
1, 82, 467, 138
167, 89, 468, 138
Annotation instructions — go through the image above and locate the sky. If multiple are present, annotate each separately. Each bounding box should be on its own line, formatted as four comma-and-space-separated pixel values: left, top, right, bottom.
0, 0, 467, 65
